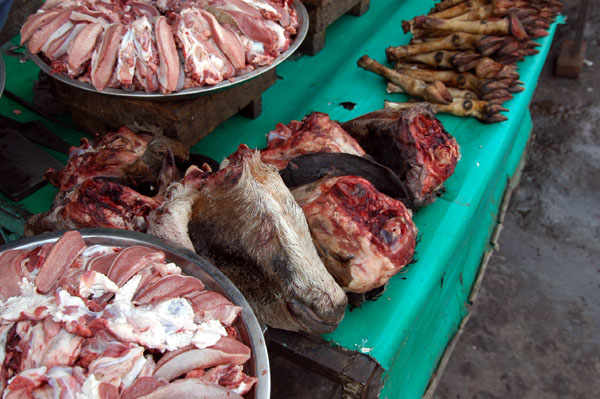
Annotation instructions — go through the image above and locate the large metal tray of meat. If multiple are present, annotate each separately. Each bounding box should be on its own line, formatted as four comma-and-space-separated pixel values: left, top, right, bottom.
0, 228, 270, 399
29, 2, 308, 100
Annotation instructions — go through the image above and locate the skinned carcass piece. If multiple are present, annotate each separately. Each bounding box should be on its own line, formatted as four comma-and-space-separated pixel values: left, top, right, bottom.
261, 111, 367, 170
0, 230, 256, 397
25, 179, 164, 235
292, 176, 417, 293
45, 126, 188, 192
24, 127, 187, 236
341, 105, 461, 207
148, 149, 348, 334
261, 112, 414, 206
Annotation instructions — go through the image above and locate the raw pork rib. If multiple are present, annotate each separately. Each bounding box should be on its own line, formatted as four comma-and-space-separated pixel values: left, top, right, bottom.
341, 105, 461, 207
0, 230, 254, 397
261, 112, 366, 169
292, 176, 417, 293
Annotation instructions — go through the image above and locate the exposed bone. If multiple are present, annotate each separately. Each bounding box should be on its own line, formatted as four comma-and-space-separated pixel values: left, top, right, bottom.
392, 65, 483, 93
387, 81, 479, 100
430, 0, 488, 19
401, 50, 480, 71
385, 99, 509, 124
449, 4, 494, 21
417, 15, 528, 40
386, 32, 482, 62
358, 55, 453, 104
432, 0, 467, 13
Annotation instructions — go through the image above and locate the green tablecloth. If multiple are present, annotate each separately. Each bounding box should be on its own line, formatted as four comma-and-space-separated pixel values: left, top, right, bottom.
0, 1, 561, 397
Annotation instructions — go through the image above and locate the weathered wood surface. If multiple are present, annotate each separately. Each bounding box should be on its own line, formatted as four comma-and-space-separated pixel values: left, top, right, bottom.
49, 68, 277, 148
300, 0, 370, 55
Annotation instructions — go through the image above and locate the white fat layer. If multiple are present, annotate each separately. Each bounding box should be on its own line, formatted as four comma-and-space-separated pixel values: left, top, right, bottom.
233, 380, 253, 395
240, 0, 277, 14
50, 277, 226, 352
122, 353, 147, 388
53, 289, 100, 324
79, 271, 119, 299
79, 374, 101, 399
192, 319, 227, 348
0, 278, 55, 321
41, 20, 74, 52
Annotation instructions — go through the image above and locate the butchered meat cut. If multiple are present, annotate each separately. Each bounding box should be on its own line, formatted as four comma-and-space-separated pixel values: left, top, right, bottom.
0, 230, 256, 398
261, 112, 367, 170
341, 105, 461, 207
292, 176, 417, 293
19, 0, 299, 93
44, 127, 187, 192
24, 127, 190, 236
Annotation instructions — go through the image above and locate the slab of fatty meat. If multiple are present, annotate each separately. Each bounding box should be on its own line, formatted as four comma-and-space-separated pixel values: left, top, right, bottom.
292, 176, 417, 293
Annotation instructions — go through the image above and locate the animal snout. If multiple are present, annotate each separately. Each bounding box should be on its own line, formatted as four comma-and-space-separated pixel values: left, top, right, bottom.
286, 287, 347, 334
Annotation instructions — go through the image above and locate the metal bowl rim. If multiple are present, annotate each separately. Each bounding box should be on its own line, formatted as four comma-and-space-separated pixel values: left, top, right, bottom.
0, 228, 270, 399
29, 2, 308, 100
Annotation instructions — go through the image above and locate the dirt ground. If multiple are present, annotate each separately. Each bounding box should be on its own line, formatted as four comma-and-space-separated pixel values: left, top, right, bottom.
2, 1, 598, 398
433, 1, 600, 398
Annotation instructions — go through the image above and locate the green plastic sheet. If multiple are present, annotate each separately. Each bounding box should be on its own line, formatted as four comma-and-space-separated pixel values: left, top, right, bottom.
0, 1, 561, 397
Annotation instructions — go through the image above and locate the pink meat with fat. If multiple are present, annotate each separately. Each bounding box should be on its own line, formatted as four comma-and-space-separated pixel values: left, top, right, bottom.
133, 275, 205, 305
292, 176, 417, 293
91, 23, 126, 91
67, 22, 104, 77
36, 230, 86, 294
155, 16, 180, 94
0, 250, 27, 300
186, 290, 241, 326
261, 112, 367, 170
153, 337, 251, 381
107, 246, 166, 287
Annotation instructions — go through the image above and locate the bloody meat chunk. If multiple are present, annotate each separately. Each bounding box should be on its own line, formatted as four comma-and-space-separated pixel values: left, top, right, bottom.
261, 112, 366, 170
292, 176, 417, 293
341, 105, 460, 207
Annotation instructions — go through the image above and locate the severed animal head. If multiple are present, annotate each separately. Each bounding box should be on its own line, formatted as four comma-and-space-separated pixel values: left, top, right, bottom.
148, 149, 347, 334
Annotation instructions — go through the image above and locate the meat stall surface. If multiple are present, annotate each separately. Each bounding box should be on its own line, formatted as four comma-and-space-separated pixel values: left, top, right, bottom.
0, 230, 256, 398
24, 127, 186, 236
20, 0, 300, 94
292, 176, 417, 293
148, 149, 348, 334
341, 105, 461, 207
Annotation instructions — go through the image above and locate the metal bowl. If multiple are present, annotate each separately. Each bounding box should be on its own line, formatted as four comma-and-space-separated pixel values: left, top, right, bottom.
0, 228, 270, 399
30, 2, 308, 100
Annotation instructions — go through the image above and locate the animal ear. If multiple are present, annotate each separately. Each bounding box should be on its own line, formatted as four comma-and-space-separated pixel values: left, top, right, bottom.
157, 148, 180, 194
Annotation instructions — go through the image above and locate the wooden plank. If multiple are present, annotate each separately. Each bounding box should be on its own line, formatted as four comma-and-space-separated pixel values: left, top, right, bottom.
266, 328, 383, 399
49, 69, 277, 148
300, 0, 370, 55
0, 126, 62, 201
